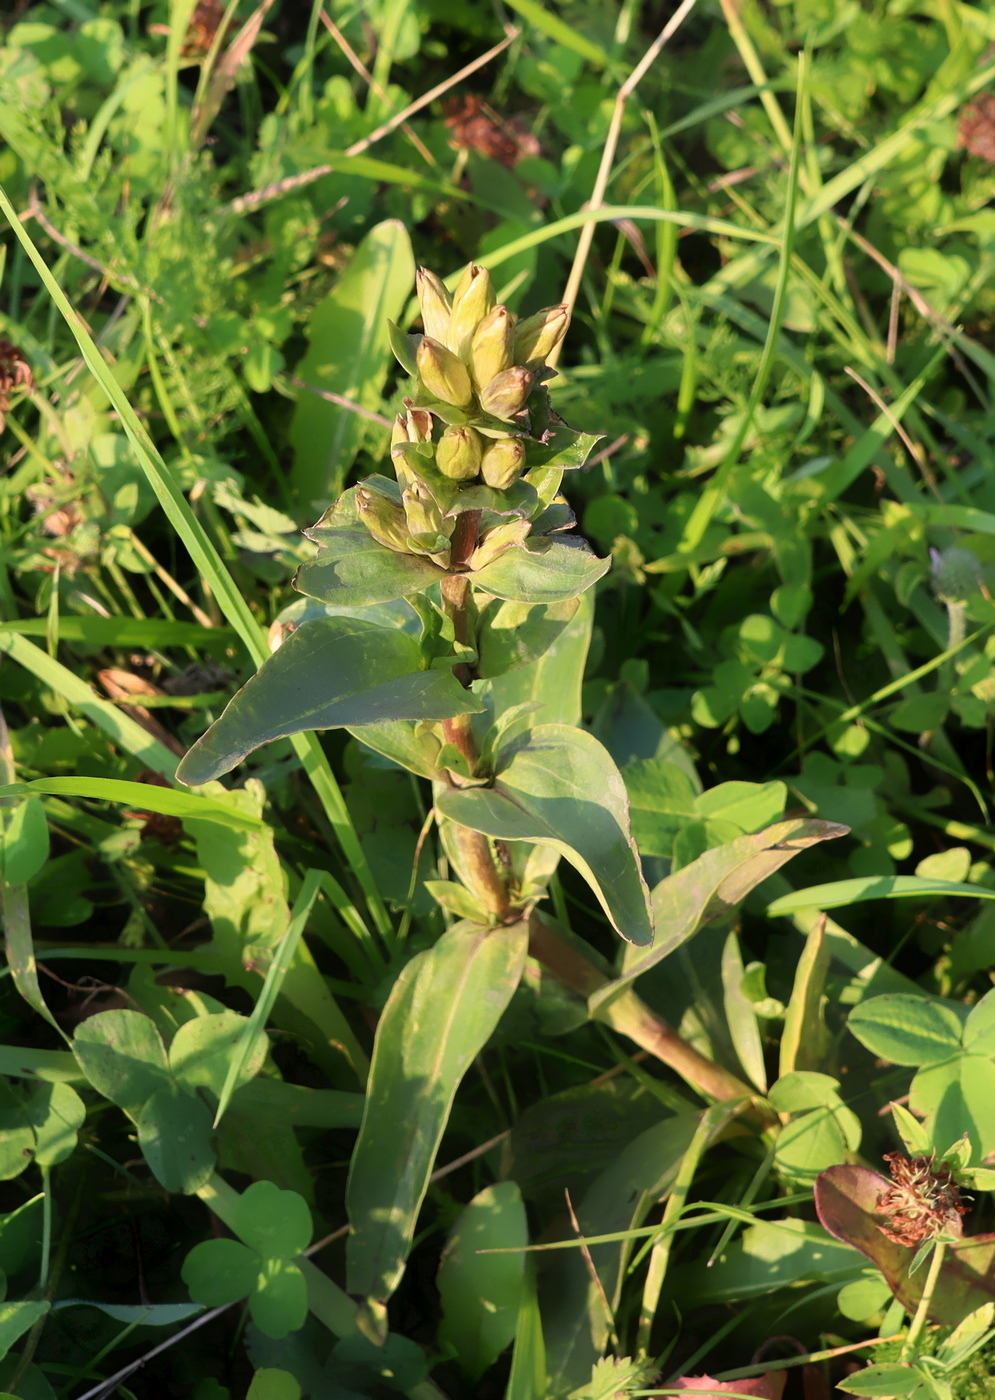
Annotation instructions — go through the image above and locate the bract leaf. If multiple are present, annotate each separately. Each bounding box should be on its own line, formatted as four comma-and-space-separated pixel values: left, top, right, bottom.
589, 819, 848, 1015
346, 920, 528, 1302
471, 537, 610, 603
177, 616, 480, 786
295, 489, 445, 606
436, 725, 652, 946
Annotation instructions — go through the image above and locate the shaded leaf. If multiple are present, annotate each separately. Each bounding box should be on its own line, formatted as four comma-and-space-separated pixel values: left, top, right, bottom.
295, 489, 445, 607
177, 615, 480, 786
346, 921, 528, 1301
137, 1083, 216, 1194
436, 725, 652, 946
471, 537, 610, 603
250, 1257, 309, 1340
475, 596, 580, 678
847, 995, 964, 1067
73, 1010, 170, 1119
815, 1165, 995, 1324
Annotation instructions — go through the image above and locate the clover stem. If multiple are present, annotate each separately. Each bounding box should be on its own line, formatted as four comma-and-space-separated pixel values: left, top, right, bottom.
902, 1237, 946, 1361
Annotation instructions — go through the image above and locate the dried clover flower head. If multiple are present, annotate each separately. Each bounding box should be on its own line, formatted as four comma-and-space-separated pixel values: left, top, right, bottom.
0, 340, 34, 434
876, 1152, 966, 1247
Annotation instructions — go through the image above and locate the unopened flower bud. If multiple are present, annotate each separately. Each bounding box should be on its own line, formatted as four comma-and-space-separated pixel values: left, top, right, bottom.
447, 264, 495, 360
417, 336, 473, 407
405, 403, 434, 443
513, 304, 569, 365
469, 305, 513, 390
478, 365, 534, 420
480, 437, 526, 489
436, 425, 483, 481
469, 517, 531, 572
356, 487, 411, 553
402, 479, 446, 542
416, 268, 452, 342
391, 441, 434, 492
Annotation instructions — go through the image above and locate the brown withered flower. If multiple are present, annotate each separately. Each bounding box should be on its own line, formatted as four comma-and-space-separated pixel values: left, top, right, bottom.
443, 95, 540, 169
876, 1152, 967, 1247
958, 94, 995, 163
0, 340, 34, 434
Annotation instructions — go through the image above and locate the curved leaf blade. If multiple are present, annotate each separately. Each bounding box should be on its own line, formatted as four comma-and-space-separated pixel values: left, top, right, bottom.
767, 876, 995, 916
346, 920, 528, 1302
436, 724, 651, 946
177, 616, 480, 786
471, 538, 610, 603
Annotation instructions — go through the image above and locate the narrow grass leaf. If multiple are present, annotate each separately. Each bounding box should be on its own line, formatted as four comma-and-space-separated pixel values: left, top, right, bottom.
767, 877, 995, 916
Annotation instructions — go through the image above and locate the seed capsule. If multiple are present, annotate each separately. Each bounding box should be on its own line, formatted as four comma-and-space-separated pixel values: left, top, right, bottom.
447, 264, 495, 360
436, 425, 483, 481
416, 336, 473, 408
469, 517, 531, 571
478, 365, 534, 420
469, 305, 514, 390
480, 437, 526, 489
513, 304, 569, 365
356, 487, 411, 553
416, 268, 452, 342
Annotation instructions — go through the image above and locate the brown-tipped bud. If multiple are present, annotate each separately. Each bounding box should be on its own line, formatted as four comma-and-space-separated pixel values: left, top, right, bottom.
416, 268, 452, 342
469, 517, 531, 572
390, 412, 408, 451
447, 264, 495, 360
436, 425, 483, 481
513, 304, 569, 365
416, 336, 473, 408
469, 305, 514, 390
480, 436, 526, 489
356, 487, 411, 553
405, 402, 434, 443
402, 480, 451, 550
478, 365, 534, 420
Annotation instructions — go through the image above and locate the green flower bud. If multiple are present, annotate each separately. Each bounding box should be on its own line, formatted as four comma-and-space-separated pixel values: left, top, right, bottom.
417, 336, 473, 408
513, 304, 569, 365
469, 305, 513, 390
391, 402, 434, 452
478, 365, 534, 420
402, 480, 453, 555
447, 264, 495, 360
356, 486, 411, 553
391, 441, 434, 492
480, 436, 526, 489
416, 268, 452, 342
468, 517, 531, 572
436, 425, 483, 481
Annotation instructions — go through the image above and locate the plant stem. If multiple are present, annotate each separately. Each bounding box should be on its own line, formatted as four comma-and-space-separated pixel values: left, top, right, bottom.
902, 1237, 946, 1361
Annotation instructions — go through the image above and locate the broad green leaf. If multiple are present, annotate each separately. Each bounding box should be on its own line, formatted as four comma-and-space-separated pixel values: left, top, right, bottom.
183, 1237, 258, 1306
0, 1086, 35, 1180
235, 1182, 312, 1261
963, 988, 995, 1054
0, 797, 48, 886
168, 1012, 267, 1100
589, 819, 847, 1016
436, 725, 652, 946
624, 760, 700, 857
51, 1300, 203, 1325
697, 780, 787, 831
837, 1275, 893, 1323
290, 220, 414, 504
769, 1072, 843, 1114
137, 1083, 216, 1193
471, 537, 609, 603
775, 1101, 861, 1184
847, 995, 964, 1066
486, 587, 592, 728
24, 1082, 85, 1167
836, 1366, 922, 1396
73, 1010, 170, 1118
437, 1182, 528, 1382
523, 424, 604, 471
176, 616, 480, 786
475, 597, 580, 678
346, 920, 528, 1301
0, 1196, 44, 1277
249, 1258, 309, 1340
0, 1302, 49, 1362
767, 876, 995, 915
247, 1370, 301, 1400
295, 510, 447, 608
910, 1053, 995, 1159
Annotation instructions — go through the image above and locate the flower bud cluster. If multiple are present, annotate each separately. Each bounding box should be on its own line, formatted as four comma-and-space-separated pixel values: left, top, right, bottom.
355, 264, 570, 571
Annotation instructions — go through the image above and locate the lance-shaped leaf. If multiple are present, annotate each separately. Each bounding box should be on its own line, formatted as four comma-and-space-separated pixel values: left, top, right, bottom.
436, 725, 652, 946
588, 819, 849, 1016
346, 920, 528, 1302
815, 1164, 995, 1325
471, 537, 610, 603
177, 616, 481, 787
475, 596, 580, 678
295, 525, 446, 610
523, 424, 603, 471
